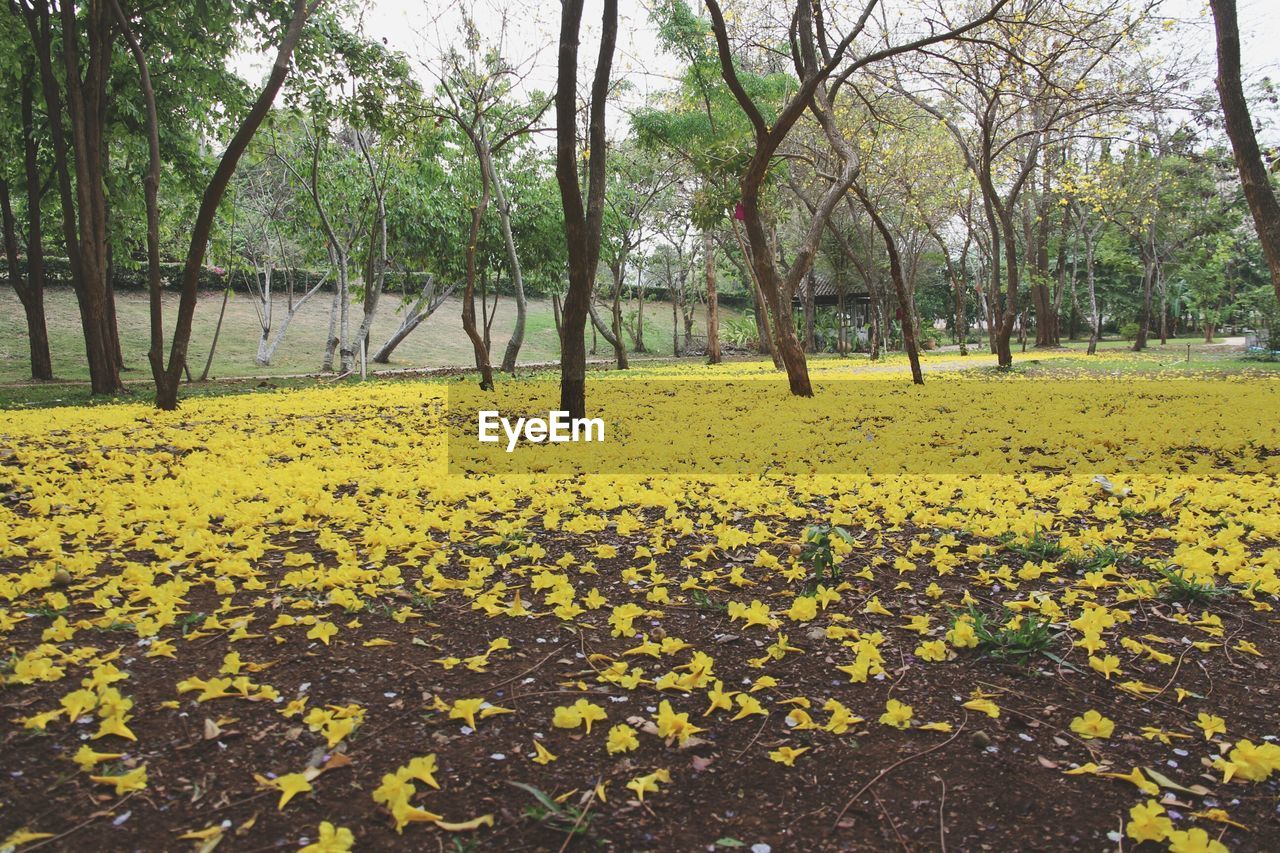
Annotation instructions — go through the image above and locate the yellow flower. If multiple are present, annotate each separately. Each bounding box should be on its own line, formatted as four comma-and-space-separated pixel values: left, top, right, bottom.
254, 771, 313, 810
1088, 654, 1121, 679
768, 745, 810, 766
1195, 712, 1226, 740
299, 821, 355, 852
915, 640, 948, 662
448, 697, 510, 730
1069, 710, 1114, 740
552, 698, 607, 734
879, 699, 913, 729
1125, 800, 1172, 843
399, 755, 440, 789
531, 740, 557, 765
731, 694, 766, 720
606, 723, 639, 754
307, 621, 338, 645
962, 698, 1000, 718
89, 765, 147, 795
1100, 767, 1159, 796
786, 596, 818, 622
1218, 739, 1280, 782
655, 700, 704, 745
946, 620, 979, 649
704, 680, 736, 716
72, 745, 124, 770
1166, 827, 1228, 853
822, 699, 862, 734
625, 768, 671, 802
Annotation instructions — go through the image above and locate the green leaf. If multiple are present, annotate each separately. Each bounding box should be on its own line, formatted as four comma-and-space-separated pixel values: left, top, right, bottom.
508, 781, 560, 814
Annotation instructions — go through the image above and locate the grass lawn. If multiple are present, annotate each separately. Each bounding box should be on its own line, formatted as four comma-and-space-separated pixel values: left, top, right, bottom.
0, 286, 738, 386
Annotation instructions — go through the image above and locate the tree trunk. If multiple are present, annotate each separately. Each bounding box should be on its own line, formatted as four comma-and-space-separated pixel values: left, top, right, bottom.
1210, 0, 1280, 304
9, 76, 54, 380
1134, 241, 1155, 351
200, 285, 231, 380
993, 204, 1020, 368
372, 276, 453, 362
704, 230, 721, 363
354, 187, 387, 357
1085, 226, 1100, 355
608, 262, 629, 369
634, 256, 647, 353
856, 187, 922, 384
461, 187, 494, 390
264, 273, 328, 364
478, 132, 529, 374
154, 0, 315, 409
670, 260, 679, 356
555, 0, 616, 418
111, 0, 164, 388
1, 178, 53, 381
21, 0, 122, 395
803, 268, 816, 352
323, 248, 345, 372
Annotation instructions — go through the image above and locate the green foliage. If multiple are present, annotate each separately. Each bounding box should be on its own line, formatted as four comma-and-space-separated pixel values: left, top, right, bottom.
1063, 545, 1129, 574
721, 314, 758, 349
633, 0, 794, 227
953, 605, 1055, 662
510, 782, 596, 841
1156, 566, 1236, 604
998, 530, 1066, 562
799, 524, 853, 587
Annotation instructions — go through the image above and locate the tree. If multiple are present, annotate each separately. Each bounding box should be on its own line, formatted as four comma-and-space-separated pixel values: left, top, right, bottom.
555, 0, 617, 418
148, 0, 318, 409
899, 0, 1147, 367
1209, 0, 1280, 304
703, 0, 1010, 395
15, 0, 125, 393
599, 144, 679, 368
0, 38, 52, 380
431, 15, 550, 376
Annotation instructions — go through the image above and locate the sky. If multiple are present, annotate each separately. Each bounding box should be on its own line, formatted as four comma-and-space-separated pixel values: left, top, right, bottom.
233, 0, 1280, 142
349, 0, 1280, 95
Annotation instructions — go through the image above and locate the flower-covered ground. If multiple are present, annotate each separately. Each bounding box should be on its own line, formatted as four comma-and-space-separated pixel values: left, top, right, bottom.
1, 361, 1279, 851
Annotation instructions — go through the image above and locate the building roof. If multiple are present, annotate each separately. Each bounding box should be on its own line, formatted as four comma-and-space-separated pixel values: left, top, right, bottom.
793, 273, 868, 304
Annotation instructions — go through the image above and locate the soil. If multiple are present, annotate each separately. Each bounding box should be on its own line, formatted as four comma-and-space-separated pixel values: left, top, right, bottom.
2, 503, 1278, 852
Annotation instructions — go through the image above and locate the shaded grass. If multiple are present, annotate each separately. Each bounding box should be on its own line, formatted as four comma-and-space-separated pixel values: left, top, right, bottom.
0, 287, 738, 385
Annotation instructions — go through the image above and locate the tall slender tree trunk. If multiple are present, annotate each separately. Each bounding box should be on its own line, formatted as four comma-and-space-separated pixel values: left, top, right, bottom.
153, 0, 316, 409
200, 285, 231, 380
803, 268, 816, 352
461, 185, 494, 390
1084, 225, 1101, 355
479, 133, 528, 374
1210, 0, 1280, 303
634, 256, 647, 352
555, 0, 616, 418
704, 230, 720, 364
21, 1, 122, 394
1, 178, 51, 380
1135, 241, 1155, 351
609, 261, 629, 369
856, 188, 922, 384
18, 78, 52, 380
